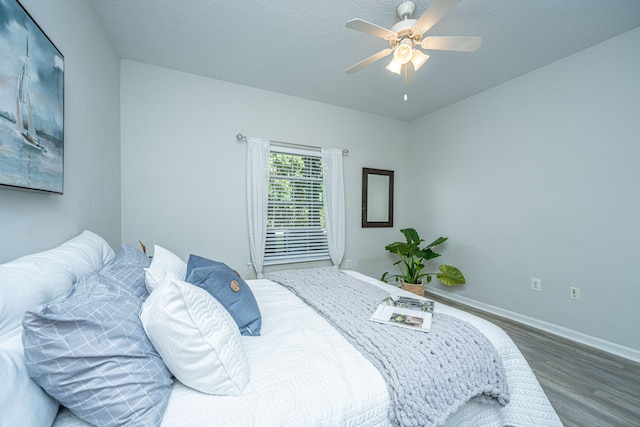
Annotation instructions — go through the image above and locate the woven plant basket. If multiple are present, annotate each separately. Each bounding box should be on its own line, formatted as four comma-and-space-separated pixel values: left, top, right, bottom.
400, 280, 425, 296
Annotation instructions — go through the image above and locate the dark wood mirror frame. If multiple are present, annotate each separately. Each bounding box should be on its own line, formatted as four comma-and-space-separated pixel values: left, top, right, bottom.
362, 168, 394, 228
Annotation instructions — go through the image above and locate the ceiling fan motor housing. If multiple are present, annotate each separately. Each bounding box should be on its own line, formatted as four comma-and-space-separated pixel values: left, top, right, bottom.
391, 1, 422, 48
390, 21, 421, 48
396, 1, 416, 20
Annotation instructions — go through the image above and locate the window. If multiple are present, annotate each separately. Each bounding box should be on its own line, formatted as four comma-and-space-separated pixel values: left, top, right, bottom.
264, 148, 329, 265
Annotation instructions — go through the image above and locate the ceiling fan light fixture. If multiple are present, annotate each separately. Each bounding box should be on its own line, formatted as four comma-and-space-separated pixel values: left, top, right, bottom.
386, 58, 403, 74
393, 38, 413, 64
410, 50, 429, 71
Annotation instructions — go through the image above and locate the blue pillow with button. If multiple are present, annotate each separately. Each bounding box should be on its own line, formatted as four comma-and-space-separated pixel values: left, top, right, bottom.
186, 255, 261, 336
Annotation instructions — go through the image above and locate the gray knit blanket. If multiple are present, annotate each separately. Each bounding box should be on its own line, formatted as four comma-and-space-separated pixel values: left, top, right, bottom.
265, 267, 509, 427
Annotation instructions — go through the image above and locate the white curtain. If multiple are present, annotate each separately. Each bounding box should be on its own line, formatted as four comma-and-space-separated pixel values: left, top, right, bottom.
246, 137, 270, 278
321, 148, 346, 267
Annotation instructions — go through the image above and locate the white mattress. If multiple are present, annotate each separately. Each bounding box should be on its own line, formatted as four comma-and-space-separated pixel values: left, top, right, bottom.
54, 271, 561, 427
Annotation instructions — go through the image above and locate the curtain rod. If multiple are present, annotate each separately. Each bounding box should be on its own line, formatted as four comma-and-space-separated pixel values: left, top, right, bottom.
236, 133, 348, 156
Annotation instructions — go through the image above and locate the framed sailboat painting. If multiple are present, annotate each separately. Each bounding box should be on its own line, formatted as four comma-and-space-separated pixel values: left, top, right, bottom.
0, 0, 64, 194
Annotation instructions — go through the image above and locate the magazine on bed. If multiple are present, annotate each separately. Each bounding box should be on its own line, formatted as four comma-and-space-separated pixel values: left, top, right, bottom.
369, 295, 435, 332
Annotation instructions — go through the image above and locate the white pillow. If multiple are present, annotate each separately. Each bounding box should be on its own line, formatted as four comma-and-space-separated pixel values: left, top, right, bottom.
0, 230, 115, 338
0, 331, 59, 427
140, 279, 251, 395
0, 230, 115, 427
144, 245, 187, 293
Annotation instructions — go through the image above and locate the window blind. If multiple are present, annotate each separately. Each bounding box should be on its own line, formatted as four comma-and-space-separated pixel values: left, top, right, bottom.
265, 149, 329, 265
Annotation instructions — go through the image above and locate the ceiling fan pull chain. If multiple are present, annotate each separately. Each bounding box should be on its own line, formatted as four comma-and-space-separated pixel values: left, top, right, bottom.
403, 64, 408, 101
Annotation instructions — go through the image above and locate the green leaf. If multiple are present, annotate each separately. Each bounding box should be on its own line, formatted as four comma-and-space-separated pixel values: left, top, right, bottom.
400, 228, 423, 246
385, 241, 411, 257
425, 236, 448, 249
416, 248, 441, 261
436, 264, 466, 286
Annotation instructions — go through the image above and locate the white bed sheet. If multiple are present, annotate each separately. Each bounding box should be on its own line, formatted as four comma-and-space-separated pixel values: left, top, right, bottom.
53, 271, 561, 427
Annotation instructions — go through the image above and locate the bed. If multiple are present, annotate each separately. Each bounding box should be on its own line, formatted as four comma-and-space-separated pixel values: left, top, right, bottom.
0, 231, 562, 426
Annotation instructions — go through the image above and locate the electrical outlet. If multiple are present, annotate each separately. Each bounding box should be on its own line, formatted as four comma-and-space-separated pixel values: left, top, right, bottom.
531, 278, 541, 291
345, 259, 352, 268
570, 287, 580, 300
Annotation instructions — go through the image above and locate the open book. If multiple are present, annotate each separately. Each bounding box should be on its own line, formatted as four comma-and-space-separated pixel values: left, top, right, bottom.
369, 295, 435, 332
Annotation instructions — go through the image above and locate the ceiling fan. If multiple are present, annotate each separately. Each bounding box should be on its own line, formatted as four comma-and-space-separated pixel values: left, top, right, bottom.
345, 0, 482, 100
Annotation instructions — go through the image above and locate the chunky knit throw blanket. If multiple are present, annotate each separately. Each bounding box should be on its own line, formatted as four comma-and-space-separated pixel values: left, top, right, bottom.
265, 267, 509, 427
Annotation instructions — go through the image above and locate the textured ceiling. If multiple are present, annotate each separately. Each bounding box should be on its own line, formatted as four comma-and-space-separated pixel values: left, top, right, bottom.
92, 0, 640, 122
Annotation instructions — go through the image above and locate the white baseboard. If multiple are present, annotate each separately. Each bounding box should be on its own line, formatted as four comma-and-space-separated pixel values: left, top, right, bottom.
426, 288, 640, 364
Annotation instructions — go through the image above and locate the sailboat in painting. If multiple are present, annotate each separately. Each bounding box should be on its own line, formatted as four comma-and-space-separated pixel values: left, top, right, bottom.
15, 38, 46, 153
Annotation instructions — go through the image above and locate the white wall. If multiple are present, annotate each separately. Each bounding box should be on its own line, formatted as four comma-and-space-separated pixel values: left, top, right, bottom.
409, 28, 640, 356
0, 0, 121, 262
120, 61, 410, 279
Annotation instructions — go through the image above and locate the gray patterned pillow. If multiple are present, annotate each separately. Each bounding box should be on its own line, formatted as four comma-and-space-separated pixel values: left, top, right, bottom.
22, 245, 173, 426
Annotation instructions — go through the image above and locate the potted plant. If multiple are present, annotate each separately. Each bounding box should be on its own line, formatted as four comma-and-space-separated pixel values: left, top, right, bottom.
381, 228, 465, 295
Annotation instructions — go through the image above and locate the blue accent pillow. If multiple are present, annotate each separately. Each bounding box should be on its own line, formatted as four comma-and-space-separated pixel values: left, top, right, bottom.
22, 245, 173, 426
186, 255, 262, 336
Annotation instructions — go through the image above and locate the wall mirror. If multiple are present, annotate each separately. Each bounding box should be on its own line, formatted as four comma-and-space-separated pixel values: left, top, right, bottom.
362, 168, 394, 228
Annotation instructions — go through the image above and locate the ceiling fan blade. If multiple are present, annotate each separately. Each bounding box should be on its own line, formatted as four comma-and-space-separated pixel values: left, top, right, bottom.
413, 0, 461, 35
346, 18, 396, 40
421, 36, 482, 52
345, 48, 393, 74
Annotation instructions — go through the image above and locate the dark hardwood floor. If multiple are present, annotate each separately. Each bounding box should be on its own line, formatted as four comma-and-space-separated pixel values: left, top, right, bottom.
425, 292, 640, 427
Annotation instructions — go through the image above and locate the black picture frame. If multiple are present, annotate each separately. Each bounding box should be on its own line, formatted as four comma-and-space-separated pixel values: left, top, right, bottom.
362, 167, 394, 228
0, 0, 64, 194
